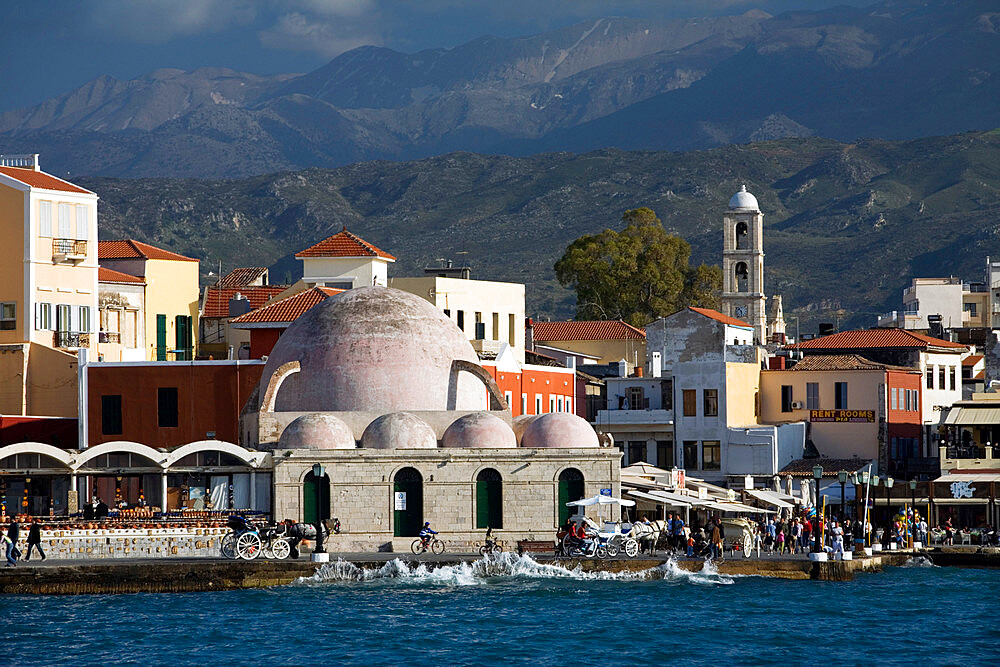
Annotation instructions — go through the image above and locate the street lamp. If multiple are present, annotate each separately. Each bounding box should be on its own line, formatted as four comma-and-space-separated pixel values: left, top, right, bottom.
884, 476, 895, 548
909, 479, 918, 548
870, 474, 880, 547
312, 463, 326, 556
812, 465, 824, 553
838, 471, 848, 521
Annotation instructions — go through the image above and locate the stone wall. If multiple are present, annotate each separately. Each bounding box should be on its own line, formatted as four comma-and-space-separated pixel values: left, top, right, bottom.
8, 527, 228, 560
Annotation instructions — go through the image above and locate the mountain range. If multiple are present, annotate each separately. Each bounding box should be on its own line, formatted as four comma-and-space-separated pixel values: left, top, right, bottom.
3, 0, 999, 178
80, 129, 1000, 330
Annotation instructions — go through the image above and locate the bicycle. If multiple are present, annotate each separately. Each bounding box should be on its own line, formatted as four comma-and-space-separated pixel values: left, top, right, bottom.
479, 536, 503, 556
411, 536, 445, 554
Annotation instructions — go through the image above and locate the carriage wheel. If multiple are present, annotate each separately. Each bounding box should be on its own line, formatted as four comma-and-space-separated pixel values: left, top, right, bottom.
221, 533, 237, 559
624, 538, 639, 558
742, 533, 753, 558
270, 538, 291, 560
606, 542, 620, 558
236, 532, 262, 560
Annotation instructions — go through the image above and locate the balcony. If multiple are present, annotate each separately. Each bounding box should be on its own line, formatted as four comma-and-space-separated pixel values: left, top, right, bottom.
54, 331, 90, 349
594, 407, 673, 426
52, 238, 87, 263
99, 331, 120, 344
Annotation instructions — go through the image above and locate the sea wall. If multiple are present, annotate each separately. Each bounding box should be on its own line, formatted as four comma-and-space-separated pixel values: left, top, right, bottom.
6, 527, 227, 560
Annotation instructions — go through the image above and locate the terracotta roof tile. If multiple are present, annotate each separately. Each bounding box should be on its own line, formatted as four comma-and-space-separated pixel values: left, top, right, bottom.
787, 354, 917, 373
0, 166, 92, 194
218, 267, 268, 288
532, 320, 646, 342
202, 285, 288, 319
99, 239, 198, 262
230, 287, 343, 326
688, 306, 751, 328
98, 267, 144, 284
295, 227, 396, 260
963, 355, 984, 367
787, 328, 967, 351
975, 370, 986, 380
779, 458, 873, 477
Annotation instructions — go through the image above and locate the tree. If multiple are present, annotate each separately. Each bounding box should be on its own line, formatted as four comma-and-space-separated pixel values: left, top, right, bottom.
554, 207, 722, 327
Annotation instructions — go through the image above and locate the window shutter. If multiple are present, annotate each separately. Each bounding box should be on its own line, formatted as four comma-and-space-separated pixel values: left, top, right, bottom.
58, 203, 71, 238
34, 303, 40, 330
76, 205, 88, 240
39, 202, 52, 237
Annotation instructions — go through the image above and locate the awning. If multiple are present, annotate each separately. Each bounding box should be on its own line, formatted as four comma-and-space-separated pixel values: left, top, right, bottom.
935, 472, 1000, 483
626, 489, 691, 508
649, 490, 711, 507
943, 406, 1000, 425
712, 501, 774, 514
932, 498, 990, 505
745, 489, 794, 509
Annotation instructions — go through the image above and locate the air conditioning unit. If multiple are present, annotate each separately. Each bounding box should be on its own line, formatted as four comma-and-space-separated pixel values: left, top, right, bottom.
791, 401, 805, 410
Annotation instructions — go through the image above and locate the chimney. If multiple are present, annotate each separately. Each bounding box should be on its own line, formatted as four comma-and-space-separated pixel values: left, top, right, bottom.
650, 351, 662, 378
617, 359, 628, 378
228, 292, 251, 317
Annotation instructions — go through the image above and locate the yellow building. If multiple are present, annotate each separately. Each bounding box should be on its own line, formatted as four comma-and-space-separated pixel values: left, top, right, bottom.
530, 320, 647, 373
0, 154, 98, 417
98, 240, 199, 360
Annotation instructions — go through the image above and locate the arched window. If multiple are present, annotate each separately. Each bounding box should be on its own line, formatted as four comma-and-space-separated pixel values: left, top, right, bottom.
303, 469, 330, 524
393, 467, 423, 537
735, 221, 748, 249
735, 262, 749, 292
476, 468, 503, 529
557, 468, 585, 527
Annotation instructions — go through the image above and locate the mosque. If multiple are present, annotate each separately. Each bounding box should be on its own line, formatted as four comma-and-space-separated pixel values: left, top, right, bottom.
241, 286, 621, 551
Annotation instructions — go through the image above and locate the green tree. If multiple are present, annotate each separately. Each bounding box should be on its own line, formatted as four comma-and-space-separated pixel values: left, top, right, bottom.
554, 207, 722, 327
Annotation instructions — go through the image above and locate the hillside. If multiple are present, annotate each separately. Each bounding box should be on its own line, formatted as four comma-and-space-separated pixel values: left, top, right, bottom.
81, 130, 1000, 331
3, 0, 999, 178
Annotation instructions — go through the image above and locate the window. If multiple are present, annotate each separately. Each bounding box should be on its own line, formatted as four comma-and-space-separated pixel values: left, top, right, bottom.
158, 387, 179, 428
905, 389, 912, 412
156, 314, 167, 361
835, 382, 848, 409
35, 303, 52, 330
535, 396, 542, 415
628, 441, 646, 465
78, 305, 90, 334
806, 383, 820, 410
549, 396, 556, 413
475, 468, 503, 529
781, 385, 793, 413
891, 387, 898, 411
557, 396, 564, 412
661, 379, 673, 411
735, 262, 749, 292
702, 441, 721, 470
474, 312, 484, 340
492, 312, 499, 340
703, 389, 719, 416
39, 201, 52, 237
964, 302, 978, 317
508, 314, 516, 346
175, 314, 192, 360
656, 440, 673, 469
58, 203, 71, 238
56, 304, 71, 332
75, 205, 88, 240
938, 366, 945, 391
683, 441, 699, 469
101, 395, 123, 435
504, 391, 512, 410
626, 386, 644, 410
950, 366, 956, 391
683, 389, 697, 416
456, 310, 465, 331
926, 368, 933, 389
735, 221, 748, 250
443, 309, 451, 318
0, 302, 15, 330
521, 394, 527, 415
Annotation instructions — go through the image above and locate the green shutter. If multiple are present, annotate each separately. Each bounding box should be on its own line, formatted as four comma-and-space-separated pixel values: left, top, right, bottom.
156, 314, 167, 361
476, 480, 489, 529
175, 314, 191, 360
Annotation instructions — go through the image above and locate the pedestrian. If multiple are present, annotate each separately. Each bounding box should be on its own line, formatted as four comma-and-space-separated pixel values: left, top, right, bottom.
7, 521, 20, 561
711, 518, 725, 560
918, 516, 928, 545
777, 528, 786, 555
831, 521, 845, 556
672, 513, 685, 552
2, 530, 14, 567
765, 518, 776, 554
25, 519, 46, 562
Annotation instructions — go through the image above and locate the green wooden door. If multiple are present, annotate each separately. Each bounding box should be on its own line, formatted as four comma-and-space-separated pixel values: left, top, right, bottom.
393, 467, 423, 537
175, 314, 191, 360
476, 468, 502, 529
155, 314, 167, 361
303, 471, 330, 524
558, 468, 585, 526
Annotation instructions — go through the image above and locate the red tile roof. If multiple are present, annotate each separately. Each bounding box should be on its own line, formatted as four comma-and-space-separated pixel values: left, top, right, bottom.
688, 306, 751, 328
202, 285, 288, 319
532, 320, 646, 342
975, 370, 986, 380
230, 287, 343, 326
295, 228, 396, 260
963, 355, 984, 367
98, 267, 144, 284
787, 328, 967, 351
787, 354, 917, 373
99, 239, 198, 262
0, 166, 92, 194
779, 458, 872, 477
218, 267, 268, 288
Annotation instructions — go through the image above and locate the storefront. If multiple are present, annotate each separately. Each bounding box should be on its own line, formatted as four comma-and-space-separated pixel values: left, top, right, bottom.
930, 473, 998, 529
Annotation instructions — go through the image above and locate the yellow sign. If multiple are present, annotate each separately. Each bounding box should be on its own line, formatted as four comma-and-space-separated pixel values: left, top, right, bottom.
809, 409, 875, 423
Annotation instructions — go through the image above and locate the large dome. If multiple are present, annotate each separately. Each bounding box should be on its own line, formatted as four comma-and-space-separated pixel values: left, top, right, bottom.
728, 185, 759, 211
261, 287, 487, 412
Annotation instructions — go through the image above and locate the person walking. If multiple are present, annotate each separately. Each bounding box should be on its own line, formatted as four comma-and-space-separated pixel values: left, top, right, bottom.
2, 530, 14, 567
672, 513, 686, 553
710, 518, 725, 560
831, 521, 845, 557
25, 519, 46, 562
7, 521, 20, 561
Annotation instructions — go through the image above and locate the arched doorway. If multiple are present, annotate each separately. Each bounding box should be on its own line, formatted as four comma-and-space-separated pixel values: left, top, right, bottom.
303, 470, 330, 524
476, 468, 503, 529
393, 467, 423, 537
558, 468, 585, 527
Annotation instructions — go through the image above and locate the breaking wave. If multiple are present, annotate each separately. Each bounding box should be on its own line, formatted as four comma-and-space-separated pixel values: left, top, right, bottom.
901, 556, 937, 568
294, 553, 736, 587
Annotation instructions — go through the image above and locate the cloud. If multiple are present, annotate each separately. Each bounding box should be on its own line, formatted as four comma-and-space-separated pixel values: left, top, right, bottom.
258, 4, 382, 58
88, 0, 258, 43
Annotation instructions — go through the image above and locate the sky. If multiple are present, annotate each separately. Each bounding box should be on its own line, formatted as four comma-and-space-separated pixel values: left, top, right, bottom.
0, 0, 870, 114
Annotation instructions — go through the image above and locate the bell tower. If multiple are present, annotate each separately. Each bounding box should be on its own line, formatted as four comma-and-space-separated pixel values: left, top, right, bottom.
722, 185, 766, 343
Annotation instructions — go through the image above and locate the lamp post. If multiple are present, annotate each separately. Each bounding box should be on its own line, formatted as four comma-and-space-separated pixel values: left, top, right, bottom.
812, 465, 824, 553
884, 476, 895, 548
870, 474, 880, 547
312, 463, 326, 556
838, 471, 847, 521
909, 479, 918, 548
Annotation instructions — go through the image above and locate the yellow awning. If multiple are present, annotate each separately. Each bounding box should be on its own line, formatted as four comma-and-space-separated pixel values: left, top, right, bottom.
944, 406, 1000, 425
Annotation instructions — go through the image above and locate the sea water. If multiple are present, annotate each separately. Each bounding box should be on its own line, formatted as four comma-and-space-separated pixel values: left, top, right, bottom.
4, 555, 998, 666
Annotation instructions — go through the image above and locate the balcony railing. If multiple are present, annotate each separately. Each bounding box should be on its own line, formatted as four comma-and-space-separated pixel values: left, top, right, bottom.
99, 331, 120, 344
54, 331, 90, 348
52, 238, 87, 262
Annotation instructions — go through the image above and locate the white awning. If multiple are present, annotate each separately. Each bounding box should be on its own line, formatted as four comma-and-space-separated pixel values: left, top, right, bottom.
712, 501, 775, 514
745, 489, 794, 509
943, 406, 1000, 425
626, 489, 691, 508
935, 472, 1000, 483
649, 490, 710, 507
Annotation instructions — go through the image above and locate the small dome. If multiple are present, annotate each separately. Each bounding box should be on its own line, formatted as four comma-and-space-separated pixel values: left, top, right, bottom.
511, 414, 541, 446
277, 414, 355, 450
728, 184, 759, 211
361, 412, 437, 449
442, 413, 516, 448
520, 413, 599, 448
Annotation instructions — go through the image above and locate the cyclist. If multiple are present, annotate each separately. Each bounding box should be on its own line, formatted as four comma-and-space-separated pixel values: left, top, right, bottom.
418, 521, 437, 551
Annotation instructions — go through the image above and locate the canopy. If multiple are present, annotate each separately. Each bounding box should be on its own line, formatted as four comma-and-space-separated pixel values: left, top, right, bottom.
935, 472, 1000, 483
943, 406, 1000, 426
745, 488, 794, 509
626, 489, 691, 508
567, 494, 636, 507
649, 489, 710, 508
713, 501, 774, 514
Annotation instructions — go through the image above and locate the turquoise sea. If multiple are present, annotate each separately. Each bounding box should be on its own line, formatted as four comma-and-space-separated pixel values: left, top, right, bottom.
4, 555, 998, 666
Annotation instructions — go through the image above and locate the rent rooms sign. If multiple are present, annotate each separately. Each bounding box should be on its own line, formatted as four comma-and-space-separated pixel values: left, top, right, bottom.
809, 409, 875, 423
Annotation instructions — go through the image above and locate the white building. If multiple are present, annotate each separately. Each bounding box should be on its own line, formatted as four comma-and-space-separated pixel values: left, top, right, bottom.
878, 277, 965, 329
296, 227, 395, 289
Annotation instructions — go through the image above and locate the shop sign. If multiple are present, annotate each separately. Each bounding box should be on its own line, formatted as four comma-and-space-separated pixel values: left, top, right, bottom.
810, 409, 875, 423
600, 488, 612, 496
394, 491, 406, 510
950, 481, 975, 499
